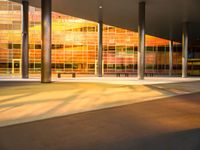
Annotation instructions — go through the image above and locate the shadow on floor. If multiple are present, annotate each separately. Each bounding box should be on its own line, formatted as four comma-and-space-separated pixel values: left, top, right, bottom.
0, 81, 200, 150
105, 128, 200, 150
0, 91, 200, 150
0, 123, 199, 150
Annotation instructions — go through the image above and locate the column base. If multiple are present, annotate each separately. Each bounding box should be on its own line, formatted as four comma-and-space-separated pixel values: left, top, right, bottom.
41, 81, 51, 83
138, 77, 144, 80
182, 75, 187, 78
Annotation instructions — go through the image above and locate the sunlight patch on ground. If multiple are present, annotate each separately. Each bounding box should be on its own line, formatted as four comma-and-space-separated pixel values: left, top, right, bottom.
1, 78, 200, 127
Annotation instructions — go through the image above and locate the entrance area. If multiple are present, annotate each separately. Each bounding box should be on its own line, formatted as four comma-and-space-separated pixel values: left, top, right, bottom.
12, 59, 21, 76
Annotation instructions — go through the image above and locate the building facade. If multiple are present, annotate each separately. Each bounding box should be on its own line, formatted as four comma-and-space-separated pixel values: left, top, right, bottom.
0, 0, 187, 77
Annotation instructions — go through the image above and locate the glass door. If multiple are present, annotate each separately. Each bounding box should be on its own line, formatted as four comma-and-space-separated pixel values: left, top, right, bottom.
12, 59, 21, 76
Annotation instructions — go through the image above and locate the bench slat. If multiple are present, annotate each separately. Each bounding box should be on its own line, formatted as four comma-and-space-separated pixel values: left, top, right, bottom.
58, 72, 76, 78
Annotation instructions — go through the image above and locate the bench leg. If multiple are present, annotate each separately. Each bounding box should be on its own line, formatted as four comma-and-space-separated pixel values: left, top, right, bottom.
72, 73, 76, 78
58, 73, 61, 78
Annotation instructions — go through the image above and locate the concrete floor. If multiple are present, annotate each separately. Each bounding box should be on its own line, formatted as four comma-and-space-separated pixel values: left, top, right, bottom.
0, 92, 200, 150
2, 76, 200, 85
1, 77, 200, 127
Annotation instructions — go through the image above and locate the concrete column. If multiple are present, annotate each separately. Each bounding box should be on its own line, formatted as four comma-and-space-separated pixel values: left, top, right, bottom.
98, 20, 103, 77
182, 22, 188, 78
138, 1, 146, 80
169, 40, 173, 76
41, 0, 52, 83
22, 0, 29, 79
98, 6, 103, 77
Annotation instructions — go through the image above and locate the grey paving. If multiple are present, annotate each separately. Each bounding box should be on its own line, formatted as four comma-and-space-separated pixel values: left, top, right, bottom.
0, 92, 200, 150
1, 79, 200, 127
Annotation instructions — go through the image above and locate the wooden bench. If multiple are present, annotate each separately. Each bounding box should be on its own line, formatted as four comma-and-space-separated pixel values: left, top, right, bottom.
145, 72, 156, 77
105, 72, 137, 77
57, 72, 76, 78
114, 72, 156, 77
116, 73, 130, 77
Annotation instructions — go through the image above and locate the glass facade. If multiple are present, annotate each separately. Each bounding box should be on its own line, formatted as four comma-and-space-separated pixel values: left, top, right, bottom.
0, 0, 185, 77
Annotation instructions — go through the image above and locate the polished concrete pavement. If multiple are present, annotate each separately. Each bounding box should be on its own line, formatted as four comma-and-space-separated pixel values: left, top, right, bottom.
1, 78, 200, 127
0, 92, 200, 150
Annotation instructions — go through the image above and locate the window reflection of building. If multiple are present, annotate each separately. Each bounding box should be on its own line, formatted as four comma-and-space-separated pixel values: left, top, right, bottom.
0, 0, 183, 76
